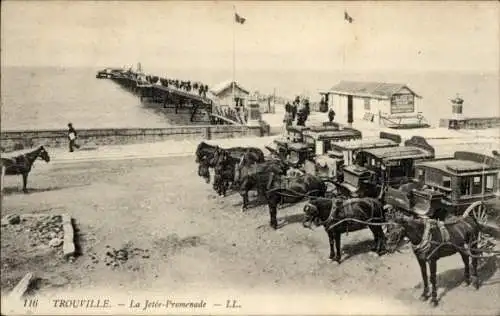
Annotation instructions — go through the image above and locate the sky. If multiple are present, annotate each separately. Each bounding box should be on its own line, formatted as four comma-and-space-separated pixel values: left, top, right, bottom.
1, 1, 499, 72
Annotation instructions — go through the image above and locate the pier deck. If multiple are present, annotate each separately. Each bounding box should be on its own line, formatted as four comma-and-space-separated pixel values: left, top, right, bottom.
107, 71, 214, 124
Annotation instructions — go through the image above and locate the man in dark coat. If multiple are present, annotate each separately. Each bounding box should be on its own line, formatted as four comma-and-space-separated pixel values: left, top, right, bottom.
328, 108, 336, 122
67, 123, 80, 152
291, 96, 300, 122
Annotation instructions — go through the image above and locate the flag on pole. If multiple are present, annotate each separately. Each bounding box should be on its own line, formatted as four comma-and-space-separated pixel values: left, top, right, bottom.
344, 10, 353, 23
235, 12, 246, 24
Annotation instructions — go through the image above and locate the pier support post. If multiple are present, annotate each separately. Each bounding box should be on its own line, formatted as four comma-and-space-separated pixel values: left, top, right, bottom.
204, 127, 211, 140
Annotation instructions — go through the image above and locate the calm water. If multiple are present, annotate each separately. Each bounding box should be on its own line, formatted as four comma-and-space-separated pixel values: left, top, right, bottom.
1, 66, 498, 130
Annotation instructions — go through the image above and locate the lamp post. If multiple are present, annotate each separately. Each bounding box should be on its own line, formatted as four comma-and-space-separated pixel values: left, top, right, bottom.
449, 94, 465, 129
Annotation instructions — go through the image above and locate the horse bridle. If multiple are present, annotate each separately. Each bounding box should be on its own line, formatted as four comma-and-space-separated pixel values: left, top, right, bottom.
303, 201, 336, 229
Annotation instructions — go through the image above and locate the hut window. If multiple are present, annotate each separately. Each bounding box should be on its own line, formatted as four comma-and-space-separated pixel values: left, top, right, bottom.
364, 98, 371, 110
485, 175, 495, 193
442, 176, 451, 188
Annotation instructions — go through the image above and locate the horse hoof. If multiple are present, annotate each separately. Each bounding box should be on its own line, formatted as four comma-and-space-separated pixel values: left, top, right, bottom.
462, 280, 470, 287
419, 294, 429, 302
430, 299, 438, 307
329, 258, 340, 265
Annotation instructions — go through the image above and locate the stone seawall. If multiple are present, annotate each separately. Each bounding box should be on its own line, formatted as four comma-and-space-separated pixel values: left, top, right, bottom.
0, 125, 266, 151
439, 117, 500, 129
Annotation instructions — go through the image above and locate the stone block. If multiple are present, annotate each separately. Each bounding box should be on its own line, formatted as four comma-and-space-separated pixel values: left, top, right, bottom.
9, 272, 34, 301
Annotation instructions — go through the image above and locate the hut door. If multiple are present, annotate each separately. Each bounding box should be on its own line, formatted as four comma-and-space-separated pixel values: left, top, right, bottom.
347, 95, 354, 124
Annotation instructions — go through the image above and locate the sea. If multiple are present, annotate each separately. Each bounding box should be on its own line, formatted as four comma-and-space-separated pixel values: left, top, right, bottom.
1, 66, 499, 131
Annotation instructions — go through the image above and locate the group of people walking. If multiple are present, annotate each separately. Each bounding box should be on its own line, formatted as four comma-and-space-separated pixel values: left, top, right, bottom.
283, 96, 311, 128
138, 74, 210, 98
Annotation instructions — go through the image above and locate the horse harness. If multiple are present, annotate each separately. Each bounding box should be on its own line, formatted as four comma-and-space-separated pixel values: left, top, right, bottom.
412, 218, 451, 260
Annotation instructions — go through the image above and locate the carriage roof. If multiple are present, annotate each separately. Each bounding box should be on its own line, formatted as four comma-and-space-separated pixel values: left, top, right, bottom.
287, 142, 310, 151
360, 146, 433, 162
415, 151, 500, 176
330, 138, 399, 151
302, 128, 362, 141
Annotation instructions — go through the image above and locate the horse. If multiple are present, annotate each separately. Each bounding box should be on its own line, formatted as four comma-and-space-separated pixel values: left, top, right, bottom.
265, 173, 327, 229
195, 141, 264, 164
195, 142, 264, 183
0, 145, 51, 193
212, 149, 240, 196
236, 157, 289, 210
302, 197, 387, 263
237, 162, 325, 228
386, 213, 497, 307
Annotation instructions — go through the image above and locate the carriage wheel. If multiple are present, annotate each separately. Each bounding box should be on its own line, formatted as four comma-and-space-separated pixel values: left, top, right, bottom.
462, 201, 494, 254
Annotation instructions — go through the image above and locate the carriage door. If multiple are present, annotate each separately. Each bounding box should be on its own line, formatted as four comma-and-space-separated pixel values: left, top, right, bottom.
347, 95, 354, 124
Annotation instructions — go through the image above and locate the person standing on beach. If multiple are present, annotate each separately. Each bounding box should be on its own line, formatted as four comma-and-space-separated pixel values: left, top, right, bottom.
67, 123, 80, 152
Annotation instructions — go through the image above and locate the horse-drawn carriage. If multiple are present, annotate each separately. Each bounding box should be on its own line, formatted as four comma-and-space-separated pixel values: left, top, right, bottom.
303, 132, 402, 181
272, 123, 362, 169
334, 136, 436, 199
384, 151, 500, 241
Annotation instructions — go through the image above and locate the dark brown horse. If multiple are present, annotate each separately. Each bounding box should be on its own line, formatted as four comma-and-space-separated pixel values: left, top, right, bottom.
1, 146, 51, 193
264, 173, 326, 229
387, 213, 497, 307
195, 142, 264, 183
236, 158, 289, 212
237, 162, 325, 228
303, 197, 387, 263
212, 149, 239, 196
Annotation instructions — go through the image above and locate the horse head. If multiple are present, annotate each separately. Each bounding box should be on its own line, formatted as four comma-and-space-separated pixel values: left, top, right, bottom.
302, 198, 334, 228
384, 211, 421, 252
38, 146, 50, 163
197, 155, 211, 183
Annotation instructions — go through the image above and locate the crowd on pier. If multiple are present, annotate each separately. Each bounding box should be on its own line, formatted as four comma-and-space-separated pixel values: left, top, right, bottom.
139, 74, 210, 98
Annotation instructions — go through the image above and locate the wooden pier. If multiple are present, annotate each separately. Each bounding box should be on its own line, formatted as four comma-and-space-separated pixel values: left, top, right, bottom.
107, 70, 216, 124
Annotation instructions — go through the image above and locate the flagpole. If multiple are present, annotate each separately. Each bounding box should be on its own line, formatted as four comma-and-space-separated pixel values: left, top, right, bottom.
232, 5, 236, 106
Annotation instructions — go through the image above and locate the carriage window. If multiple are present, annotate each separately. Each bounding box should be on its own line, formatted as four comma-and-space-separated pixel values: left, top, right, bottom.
442, 176, 451, 188
485, 175, 495, 193
417, 169, 425, 182
460, 177, 471, 196
472, 176, 482, 195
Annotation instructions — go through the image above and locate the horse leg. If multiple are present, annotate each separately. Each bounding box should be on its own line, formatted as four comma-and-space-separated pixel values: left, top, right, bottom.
471, 248, 480, 290
417, 259, 430, 301
22, 173, 28, 193
377, 226, 387, 255
326, 229, 336, 261
269, 199, 278, 229
334, 231, 342, 263
239, 182, 249, 212
369, 225, 378, 252
460, 252, 471, 287
429, 259, 438, 307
